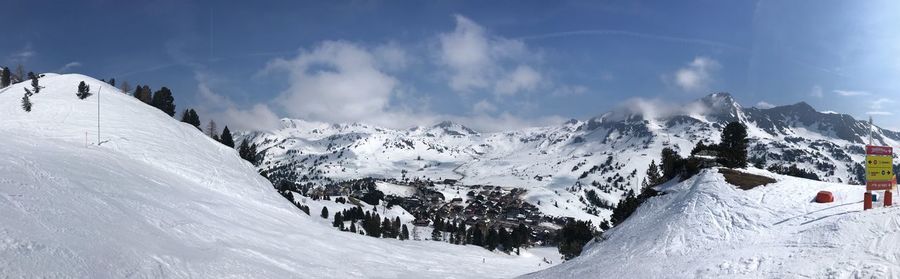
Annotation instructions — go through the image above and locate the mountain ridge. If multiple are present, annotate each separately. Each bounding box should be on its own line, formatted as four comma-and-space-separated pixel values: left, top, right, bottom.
246, 92, 899, 224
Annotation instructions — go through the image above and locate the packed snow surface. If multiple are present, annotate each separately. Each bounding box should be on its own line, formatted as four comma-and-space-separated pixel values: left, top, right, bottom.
524, 169, 900, 278
0, 74, 559, 278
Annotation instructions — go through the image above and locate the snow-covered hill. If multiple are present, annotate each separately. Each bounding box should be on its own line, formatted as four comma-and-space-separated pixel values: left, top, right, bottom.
0, 74, 558, 278
522, 169, 900, 278
245, 93, 899, 225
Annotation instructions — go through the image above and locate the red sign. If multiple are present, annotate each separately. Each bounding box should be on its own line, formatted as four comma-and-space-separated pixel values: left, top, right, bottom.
867, 181, 893, 191
867, 145, 893, 156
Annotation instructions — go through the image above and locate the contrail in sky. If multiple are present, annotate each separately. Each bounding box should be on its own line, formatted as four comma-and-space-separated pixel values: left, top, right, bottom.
519, 29, 746, 51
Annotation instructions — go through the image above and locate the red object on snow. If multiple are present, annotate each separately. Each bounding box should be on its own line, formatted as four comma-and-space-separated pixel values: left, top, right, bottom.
886, 190, 893, 207
864, 192, 873, 210
815, 191, 834, 203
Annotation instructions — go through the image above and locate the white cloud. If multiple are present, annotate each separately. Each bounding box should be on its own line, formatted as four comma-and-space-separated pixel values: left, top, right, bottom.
437, 15, 542, 96
870, 98, 894, 110
219, 104, 281, 131
604, 97, 733, 121
260, 40, 563, 132
472, 99, 497, 114
438, 15, 492, 91
667, 56, 720, 92
264, 41, 399, 124
374, 43, 410, 71
833, 90, 870, 97
195, 74, 281, 131
495, 65, 541, 95
57, 62, 82, 73
810, 85, 823, 98
755, 101, 775, 109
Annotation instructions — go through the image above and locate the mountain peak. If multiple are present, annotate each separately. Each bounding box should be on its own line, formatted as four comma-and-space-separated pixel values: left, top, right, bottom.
431, 120, 479, 136
788, 101, 815, 111
699, 92, 738, 108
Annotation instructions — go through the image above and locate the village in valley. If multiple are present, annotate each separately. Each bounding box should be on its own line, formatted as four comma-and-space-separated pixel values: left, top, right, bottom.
309, 177, 564, 245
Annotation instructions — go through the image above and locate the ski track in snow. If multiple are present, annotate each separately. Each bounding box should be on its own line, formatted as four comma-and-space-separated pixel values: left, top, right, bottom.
524, 169, 900, 278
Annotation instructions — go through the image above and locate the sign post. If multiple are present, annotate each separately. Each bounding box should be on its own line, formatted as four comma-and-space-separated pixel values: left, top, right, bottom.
865, 145, 894, 209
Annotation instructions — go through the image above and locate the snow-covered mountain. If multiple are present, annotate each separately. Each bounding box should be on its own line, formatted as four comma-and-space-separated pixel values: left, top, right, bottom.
523, 168, 900, 278
0, 74, 558, 277
246, 92, 899, 225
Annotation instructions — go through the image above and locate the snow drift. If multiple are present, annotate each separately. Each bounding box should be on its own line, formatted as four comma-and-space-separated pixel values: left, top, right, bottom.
524, 169, 900, 278
0, 74, 555, 278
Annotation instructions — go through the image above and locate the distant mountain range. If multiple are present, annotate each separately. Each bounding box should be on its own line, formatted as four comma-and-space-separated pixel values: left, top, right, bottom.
244, 92, 898, 223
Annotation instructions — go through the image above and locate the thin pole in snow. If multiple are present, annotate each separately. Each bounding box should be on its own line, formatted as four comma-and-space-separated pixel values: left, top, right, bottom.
97, 86, 103, 145
869, 116, 873, 146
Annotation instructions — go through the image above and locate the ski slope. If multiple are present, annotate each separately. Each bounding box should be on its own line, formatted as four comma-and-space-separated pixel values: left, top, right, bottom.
0, 74, 559, 278
524, 169, 900, 278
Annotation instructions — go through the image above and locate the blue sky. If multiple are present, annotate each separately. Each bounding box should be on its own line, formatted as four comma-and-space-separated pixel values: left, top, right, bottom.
3, 0, 900, 131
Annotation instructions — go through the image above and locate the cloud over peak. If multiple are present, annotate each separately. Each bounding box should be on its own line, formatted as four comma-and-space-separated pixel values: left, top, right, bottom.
668, 56, 720, 93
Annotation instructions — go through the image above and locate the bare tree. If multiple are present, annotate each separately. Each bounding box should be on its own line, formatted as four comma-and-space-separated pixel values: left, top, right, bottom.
206, 120, 219, 139
14, 64, 25, 82
119, 80, 132, 94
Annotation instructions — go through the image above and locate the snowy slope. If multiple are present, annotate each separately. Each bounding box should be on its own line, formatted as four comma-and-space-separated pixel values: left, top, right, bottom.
0, 74, 558, 278
523, 169, 900, 278
245, 93, 899, 226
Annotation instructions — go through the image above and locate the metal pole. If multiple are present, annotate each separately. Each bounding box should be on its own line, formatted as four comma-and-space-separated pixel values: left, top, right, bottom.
869, 116, 873, 145
97, 86, 102, 145
866, 116, 873, 210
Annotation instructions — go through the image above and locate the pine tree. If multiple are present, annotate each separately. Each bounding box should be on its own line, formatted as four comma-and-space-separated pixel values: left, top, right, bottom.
370, 213, 382, 237
645, 160, 662, 186
180, 109, 201, 130
350, 222, 357, 233
29, 73, 40, 93
393, 216, 401, 237
485, 228, 498, 251
248, 143, 258, 165
512, 223, 529, 255
557, 220, 594, 260
660, 147, 683, 180
135, 85, 152, 104
381, 218, 393, 238
431, 226, 442, 241
0, 67, 10, 88
400, 224, 410, 240
499, 227, 512, 253
191, 110, 201, 129
220, 126, 235, 147
718, 121, 749, 168
21, 89, 32, 112
471, 226, 483, 246
150, 87, 176, 116
108, 78, 116, 87
333, 212, 343, 228
77, 81, 92, 99
238, 139, 254, 163
320, 206, 329, 219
